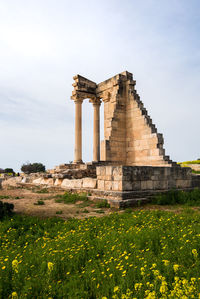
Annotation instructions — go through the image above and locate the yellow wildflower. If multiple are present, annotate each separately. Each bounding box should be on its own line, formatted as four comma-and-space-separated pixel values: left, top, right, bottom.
152, 263, 157, 268
173, 264, 179, 272
160, 281, 168, 294
163, 259, 170, 266
114, 286, 119, 292
192, 249, 198, 258
12, 292, 18, 299
47, 262, 53, 272
134, 283, 142, 291
12, 260, 18, 273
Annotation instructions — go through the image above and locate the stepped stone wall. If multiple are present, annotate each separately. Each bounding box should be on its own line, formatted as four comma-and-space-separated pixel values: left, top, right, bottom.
96, 71, 174, 166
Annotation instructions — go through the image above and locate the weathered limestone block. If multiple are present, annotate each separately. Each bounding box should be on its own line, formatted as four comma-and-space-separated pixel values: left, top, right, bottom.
82, 178, 97, 189
132, 181, 141, 191
40, 178, 48, 185
61, 179, 83, 189
32, 178, 43, 184
192, 175, 200, 188
98, 180, 105, 190
141, 180, 154, 190
176, 180, 191, 188
2, 177, 23, 187
153, 180, 168, 190
105, 181, 112, 190
123, 181, 133, 191
46, 178, 54, 186
106, 166, 113, 176
21, 177, 30, 183
54, 178, 63, 186
112, 181, 119, 191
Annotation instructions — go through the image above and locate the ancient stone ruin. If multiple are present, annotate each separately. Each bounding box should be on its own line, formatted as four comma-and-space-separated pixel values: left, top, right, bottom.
72, 71, 176, 166
2, 71, 200, 207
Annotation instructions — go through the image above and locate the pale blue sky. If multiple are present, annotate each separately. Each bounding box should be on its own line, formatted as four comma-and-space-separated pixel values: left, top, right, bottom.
0, 0, 200, 171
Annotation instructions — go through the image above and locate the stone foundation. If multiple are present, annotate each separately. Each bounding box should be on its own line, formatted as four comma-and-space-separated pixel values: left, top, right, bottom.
96, 165, 194, 192
2, 163, 200, 208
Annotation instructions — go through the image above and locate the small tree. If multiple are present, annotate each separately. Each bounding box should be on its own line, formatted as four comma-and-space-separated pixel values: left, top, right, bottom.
4, 168, 14, 174
21, 163, 46, 174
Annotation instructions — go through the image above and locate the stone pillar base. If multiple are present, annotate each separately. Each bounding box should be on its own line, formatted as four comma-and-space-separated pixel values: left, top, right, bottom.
73, 160, 83, 164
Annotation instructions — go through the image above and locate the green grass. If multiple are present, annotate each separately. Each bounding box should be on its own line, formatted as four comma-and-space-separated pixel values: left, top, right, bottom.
152, 188, 200, 206
180, 160, 200, 165
0, 195, 10, 200
55, 210, 63, 215
95, 199, 110, 208
2, 211, 200, 297
192, 170, 200, 174
82, 209, 89, 213
0, 196, 23, 200
35, 188, 49, 194
34, 200, 45, 206
55, 192, 88, 204
95, 209, 105, 214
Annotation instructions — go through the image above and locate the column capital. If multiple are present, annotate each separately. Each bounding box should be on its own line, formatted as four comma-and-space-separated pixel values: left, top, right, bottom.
89, 97, 101, 106
73, 97, 83, 104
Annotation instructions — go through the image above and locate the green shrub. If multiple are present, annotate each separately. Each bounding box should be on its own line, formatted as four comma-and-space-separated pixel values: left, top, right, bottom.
21, 162, 46, 174
0, 201, 14, 219
55, 192, 88, 204
152, 188, 200, 206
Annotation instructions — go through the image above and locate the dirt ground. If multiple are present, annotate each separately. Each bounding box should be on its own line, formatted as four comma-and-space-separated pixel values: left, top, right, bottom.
1, 184, 198, 220
0, 184, 120, 219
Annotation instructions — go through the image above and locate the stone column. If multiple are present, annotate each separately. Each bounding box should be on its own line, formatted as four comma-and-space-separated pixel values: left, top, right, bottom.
74, 99, 83, 163
92, 100, 101, 162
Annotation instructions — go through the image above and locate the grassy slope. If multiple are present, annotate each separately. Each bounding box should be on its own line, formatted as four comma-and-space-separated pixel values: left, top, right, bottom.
178, 160, 200, 165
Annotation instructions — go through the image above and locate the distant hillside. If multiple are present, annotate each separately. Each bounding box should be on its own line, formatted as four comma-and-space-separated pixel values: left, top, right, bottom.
178, 160, 200, 174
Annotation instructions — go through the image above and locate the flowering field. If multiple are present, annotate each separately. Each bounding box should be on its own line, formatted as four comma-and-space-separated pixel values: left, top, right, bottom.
1, 210, 200, 298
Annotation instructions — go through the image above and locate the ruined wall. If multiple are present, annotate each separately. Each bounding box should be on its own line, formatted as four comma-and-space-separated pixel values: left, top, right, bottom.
97, 165, 194, 192
97, 71, 174, 166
